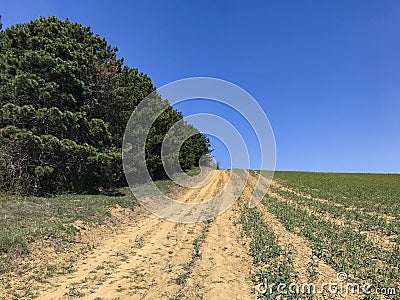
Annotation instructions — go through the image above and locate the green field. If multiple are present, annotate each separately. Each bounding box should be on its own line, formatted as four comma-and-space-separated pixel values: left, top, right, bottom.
273, 171, 400, 215
260, 171, 400, 298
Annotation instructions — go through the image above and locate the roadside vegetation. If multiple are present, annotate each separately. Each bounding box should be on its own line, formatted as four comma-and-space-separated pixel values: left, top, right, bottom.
0, 189, 134, 255
0, 180, 177, 274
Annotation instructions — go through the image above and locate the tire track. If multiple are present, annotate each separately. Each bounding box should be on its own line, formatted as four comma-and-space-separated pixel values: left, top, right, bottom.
36, 171, 226, 300
172, 171, 255, 300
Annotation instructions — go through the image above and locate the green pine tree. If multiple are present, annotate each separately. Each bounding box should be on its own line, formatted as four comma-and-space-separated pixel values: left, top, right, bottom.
0, 17, 211, 194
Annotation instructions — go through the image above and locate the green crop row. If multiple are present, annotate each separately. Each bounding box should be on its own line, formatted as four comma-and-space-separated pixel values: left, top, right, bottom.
263, 195, 399, 299
239, 203, 302, 299
271, 171, 400, 217
269, 186, 400, 241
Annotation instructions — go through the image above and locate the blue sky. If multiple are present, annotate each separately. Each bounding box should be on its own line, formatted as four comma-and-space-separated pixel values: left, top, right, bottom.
1, 0, 399, 173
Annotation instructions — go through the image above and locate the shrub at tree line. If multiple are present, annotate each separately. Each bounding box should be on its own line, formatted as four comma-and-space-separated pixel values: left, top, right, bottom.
0, 17, 211, 194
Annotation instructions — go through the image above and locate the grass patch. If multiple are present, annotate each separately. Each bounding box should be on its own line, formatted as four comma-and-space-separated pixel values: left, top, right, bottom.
0, 187, 136, 257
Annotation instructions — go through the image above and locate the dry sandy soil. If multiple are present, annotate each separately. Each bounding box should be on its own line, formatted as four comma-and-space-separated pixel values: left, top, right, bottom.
0, 171, 364, 300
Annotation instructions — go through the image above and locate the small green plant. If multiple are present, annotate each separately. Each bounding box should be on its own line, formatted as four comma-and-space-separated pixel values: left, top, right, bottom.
64, 287, 84, 298
175, 220, 212, 285
238, 189, 298, 299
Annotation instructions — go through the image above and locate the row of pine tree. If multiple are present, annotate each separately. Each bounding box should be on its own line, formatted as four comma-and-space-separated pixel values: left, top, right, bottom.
0, 17, 211, 194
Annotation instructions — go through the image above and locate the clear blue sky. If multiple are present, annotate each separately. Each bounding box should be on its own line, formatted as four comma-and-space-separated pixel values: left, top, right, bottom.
2, 0, 399, 173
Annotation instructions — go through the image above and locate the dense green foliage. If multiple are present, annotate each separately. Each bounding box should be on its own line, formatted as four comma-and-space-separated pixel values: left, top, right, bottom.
0, 17, 210, 194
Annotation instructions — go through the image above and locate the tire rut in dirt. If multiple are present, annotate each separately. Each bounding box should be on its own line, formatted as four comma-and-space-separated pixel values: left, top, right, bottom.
37, 171, 227, 300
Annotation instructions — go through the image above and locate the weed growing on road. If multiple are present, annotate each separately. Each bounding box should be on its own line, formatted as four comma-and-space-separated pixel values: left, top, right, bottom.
175, 220, 213, 285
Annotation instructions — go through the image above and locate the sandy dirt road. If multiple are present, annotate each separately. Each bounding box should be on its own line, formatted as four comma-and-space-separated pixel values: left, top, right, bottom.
13, 171, 254, 300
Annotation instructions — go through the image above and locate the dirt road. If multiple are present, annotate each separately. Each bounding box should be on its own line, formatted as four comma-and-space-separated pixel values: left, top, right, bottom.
18, 171, 253, 300
1, 171, 365, 299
